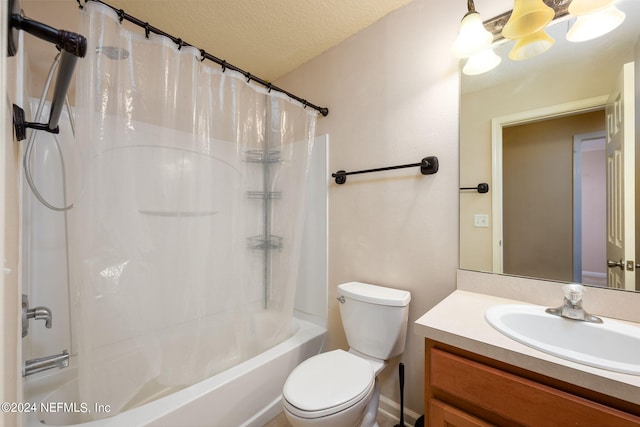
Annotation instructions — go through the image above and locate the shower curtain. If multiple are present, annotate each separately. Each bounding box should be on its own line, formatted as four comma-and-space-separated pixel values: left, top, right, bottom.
71, 2, 317, 419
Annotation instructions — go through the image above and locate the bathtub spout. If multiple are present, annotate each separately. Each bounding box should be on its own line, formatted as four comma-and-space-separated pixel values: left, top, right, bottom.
24, 350, 69, 377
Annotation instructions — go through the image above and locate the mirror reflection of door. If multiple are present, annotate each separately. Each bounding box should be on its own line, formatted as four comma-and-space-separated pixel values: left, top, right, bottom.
502, 110, 606, 284
606, 62, 636, 291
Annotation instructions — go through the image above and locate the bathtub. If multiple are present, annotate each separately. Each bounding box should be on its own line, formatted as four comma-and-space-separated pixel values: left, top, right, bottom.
25, 317, 326, 427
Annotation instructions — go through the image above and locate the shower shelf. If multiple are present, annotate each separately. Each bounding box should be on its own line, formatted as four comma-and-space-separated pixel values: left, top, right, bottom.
247, 191, 282, 200
245, 150, 281, 163
248, 235, 283, 251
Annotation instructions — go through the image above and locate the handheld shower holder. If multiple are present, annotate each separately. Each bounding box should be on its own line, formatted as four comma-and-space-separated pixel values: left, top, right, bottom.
12, 104, 59, 141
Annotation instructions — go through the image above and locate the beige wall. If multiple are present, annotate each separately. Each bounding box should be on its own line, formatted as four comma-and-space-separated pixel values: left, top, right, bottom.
276, 0, 460, 415
502, 111, 605, 281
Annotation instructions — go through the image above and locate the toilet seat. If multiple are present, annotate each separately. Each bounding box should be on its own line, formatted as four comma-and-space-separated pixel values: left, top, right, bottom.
283, 349, 375, 419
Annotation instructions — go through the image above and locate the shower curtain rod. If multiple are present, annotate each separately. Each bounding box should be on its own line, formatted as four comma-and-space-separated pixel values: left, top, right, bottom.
77, 0, 329, 117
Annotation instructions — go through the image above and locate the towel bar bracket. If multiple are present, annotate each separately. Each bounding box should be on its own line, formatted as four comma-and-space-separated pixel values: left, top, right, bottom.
460, 183, 489, 194
334, 171, 347, 184
420, 156, 439, 175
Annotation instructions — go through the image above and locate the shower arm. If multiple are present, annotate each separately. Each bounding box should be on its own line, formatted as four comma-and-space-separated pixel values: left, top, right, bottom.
8, 0, 87, 138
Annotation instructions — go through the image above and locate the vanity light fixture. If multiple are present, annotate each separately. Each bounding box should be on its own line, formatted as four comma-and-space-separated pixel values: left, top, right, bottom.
502, 0, 555, 40
566, 0, 626, 42
458, 0, 628, 73
453, 0, 494, 58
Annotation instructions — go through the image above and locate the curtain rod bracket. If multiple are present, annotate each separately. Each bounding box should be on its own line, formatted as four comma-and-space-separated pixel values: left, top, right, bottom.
8, 2, 87, 58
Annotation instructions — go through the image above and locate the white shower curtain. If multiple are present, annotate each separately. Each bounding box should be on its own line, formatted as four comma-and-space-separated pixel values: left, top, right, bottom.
71, 2, 317, 419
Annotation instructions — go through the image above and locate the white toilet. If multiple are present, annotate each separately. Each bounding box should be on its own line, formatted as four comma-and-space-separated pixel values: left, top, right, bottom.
282, 281, 411, 427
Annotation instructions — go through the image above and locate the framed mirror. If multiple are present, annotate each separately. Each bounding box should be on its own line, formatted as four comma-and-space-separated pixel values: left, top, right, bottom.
459, 0, 640, 291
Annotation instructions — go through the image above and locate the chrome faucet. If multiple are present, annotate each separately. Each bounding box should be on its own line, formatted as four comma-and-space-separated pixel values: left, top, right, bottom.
24, 350, 69, 377
546, 284, 603, 323
22, 294, 52, 337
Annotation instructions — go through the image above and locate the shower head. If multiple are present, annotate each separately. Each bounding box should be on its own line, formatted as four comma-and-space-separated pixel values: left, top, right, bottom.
96, 46, 130, 60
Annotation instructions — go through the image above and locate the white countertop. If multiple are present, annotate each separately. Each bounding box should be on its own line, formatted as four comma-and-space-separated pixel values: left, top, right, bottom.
414, 290, 640, 406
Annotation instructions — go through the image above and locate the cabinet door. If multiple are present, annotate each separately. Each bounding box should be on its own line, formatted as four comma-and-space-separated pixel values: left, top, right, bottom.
430, 399, 494, 427
430, 348, 640, 426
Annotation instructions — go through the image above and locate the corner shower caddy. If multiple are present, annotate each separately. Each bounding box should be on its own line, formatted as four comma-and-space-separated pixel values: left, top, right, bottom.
245, 149, 283, 307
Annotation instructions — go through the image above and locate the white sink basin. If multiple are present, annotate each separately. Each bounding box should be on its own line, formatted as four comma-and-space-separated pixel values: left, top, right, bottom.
485, 304, 640, 375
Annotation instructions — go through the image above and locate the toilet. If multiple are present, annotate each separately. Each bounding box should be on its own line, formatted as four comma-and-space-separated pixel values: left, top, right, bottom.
282, 281, 411, 427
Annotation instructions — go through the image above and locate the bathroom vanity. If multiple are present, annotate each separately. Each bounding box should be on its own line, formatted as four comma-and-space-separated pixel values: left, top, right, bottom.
415, 289, 640, 426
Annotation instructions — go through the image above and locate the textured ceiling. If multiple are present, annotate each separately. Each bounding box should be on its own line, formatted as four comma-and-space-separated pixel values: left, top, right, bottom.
20, 0, 415, 88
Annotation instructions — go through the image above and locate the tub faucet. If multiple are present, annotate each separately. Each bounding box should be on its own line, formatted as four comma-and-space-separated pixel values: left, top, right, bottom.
545, 284, 603, 323
24, 350, 69, 377
22, 294, 52, 337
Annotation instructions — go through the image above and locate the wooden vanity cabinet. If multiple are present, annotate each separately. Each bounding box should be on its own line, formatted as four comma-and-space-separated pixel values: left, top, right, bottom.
425, 339, 640, 427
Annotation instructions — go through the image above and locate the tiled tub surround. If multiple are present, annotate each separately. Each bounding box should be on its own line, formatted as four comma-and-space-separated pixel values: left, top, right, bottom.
415, 271, 640, 407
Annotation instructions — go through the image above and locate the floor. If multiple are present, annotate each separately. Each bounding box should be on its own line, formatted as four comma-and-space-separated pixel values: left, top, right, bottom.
264, 411, 400, 427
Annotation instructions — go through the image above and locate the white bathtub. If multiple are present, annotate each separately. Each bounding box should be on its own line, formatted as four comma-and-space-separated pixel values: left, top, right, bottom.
25, 318, 326, 427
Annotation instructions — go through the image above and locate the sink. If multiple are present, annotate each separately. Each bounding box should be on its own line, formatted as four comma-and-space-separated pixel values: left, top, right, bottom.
485, 304, 640, 375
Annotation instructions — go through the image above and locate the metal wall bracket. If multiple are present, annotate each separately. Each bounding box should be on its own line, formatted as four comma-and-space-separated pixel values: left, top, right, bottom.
12, 104, 59, 141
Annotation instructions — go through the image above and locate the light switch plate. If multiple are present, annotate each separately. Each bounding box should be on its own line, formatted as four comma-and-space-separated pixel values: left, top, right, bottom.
474, 214, 489, 227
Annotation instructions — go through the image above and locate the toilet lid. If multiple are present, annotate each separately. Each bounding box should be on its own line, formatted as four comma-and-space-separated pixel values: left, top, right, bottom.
283, 349, 374, 415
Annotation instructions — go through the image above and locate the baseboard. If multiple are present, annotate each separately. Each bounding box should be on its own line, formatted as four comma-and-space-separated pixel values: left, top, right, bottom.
378, 395, 421, 427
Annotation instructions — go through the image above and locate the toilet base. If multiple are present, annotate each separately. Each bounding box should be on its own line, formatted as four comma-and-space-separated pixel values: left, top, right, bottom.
283, 380, 380, 427
359, 380, 380, 427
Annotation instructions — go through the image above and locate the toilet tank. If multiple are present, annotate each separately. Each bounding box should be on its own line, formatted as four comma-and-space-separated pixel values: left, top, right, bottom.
337, 282, 411, 360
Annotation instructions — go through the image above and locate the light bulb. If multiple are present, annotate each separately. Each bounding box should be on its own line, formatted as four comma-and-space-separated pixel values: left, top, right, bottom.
567, 5, 625, 42
509, 29, 554, 60
568, 0, 616, 16
463, 49, 502, 75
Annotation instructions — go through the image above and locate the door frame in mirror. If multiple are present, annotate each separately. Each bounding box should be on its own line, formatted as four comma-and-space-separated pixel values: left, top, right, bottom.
490, 95, 610, 274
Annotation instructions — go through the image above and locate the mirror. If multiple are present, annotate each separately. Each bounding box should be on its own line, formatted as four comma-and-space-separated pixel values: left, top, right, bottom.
459, 0, 640, 292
